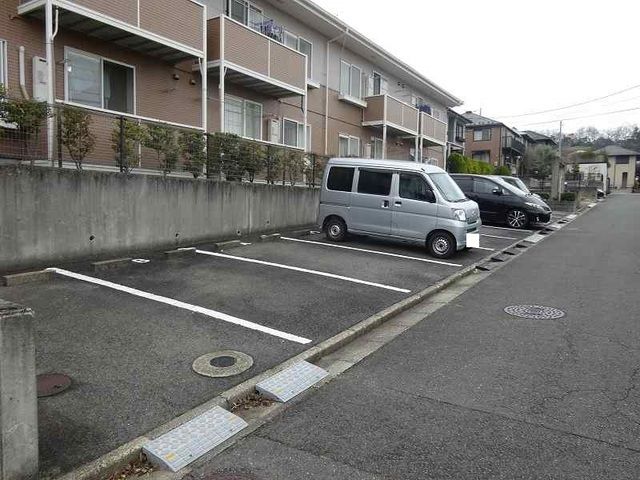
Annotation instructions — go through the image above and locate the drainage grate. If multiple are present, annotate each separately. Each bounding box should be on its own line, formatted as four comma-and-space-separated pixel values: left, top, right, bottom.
504, 305, 565, 319
193, 351, 253, 378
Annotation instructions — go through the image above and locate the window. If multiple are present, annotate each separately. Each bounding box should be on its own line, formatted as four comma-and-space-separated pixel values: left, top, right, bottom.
452, 176, 472, 192
371, 137, 383, 159
615, 155, 630, 164
282, 118, 305, 148
339, 60, 362, 99
473, 128, 491, 141
327, 167, 354, 192
400, 174, 433, 202
455, 123, 464, 139
473, 178, 497, 194
357, 169, 392, 196
0, 39, 7, 88
297, 37, 312, 78
283, 30, 298, 49
224, 95, 263, 140
228, 0, 262, 26
66, 49, 135, 114
373, 72, 382, 96
430, 173, 466, 202
339, 134, 360, 157
471, 150, 490, 163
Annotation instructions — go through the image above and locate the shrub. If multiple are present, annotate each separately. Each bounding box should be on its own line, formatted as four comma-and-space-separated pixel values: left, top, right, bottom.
60, 106, 95, 170
494, 165, 511, 176
0, 90, 52, 165
264, 146, 283, 184
447, 153, 466, 173
144, 124, 180, 177
179, 132, 206, 178
239, 140, 266, 182
281, 149, 304, 186
207, 132, 242, 181
112, 118, 146, 174
560, 192, 576, 202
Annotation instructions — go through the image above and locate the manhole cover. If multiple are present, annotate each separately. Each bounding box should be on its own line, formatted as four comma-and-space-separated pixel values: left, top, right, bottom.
504, 305, 565, 319
193, 350, 253, 378
37, 373, 72, 397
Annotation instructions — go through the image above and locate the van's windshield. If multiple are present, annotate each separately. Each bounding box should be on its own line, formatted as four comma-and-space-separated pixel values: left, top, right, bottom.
429, 173, 467, 202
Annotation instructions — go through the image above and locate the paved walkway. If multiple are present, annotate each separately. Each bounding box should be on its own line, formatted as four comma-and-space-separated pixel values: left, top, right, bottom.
188, 194, 640, 479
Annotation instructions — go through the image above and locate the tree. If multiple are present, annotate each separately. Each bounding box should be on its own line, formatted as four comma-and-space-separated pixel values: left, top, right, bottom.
239, 140, 265, 182
60, 106, 95, 170
494, 165, 511, 175
264, 145, 283, 184
523, 144, 557, 180
281, 149, 304, 186
144, 124, 179, 177
207, 132, 242, 181
0, 86, 52, 165
179, 132, 206, 178
112, 117, 146, 174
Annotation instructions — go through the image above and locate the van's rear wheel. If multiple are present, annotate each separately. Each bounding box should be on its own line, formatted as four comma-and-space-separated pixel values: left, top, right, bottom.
427, 231, 456, 259
325, 217, 347, 242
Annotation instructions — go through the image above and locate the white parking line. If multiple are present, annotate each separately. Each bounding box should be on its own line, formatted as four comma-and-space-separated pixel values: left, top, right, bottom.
481, 233, 516, 240
279, 236, 462, 268
195, 249, 412, 294
47, 268, 311, 345
473, 246, 495, 251
481, 225, 533, 233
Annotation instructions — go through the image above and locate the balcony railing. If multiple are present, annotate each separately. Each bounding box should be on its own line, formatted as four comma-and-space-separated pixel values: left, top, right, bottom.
208, 16, 306, 97
18, 0, 205, 62
503, 136, 526, 154
420, 112, 447, 145
362, 95, 419, 135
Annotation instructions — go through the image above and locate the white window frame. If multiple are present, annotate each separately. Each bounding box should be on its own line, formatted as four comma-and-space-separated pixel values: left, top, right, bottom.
228, 0, 262, 26
473, 128, 491, 141
372, 71, 382, 96
340, 60, 363, 99
224, 94, 263, 140
64, 47, 136, 115
371, 137, 383, 159
282, 117, 306, 148
297, 36, 313, 79
339, 134, 361, 157
0, 39, 7, 88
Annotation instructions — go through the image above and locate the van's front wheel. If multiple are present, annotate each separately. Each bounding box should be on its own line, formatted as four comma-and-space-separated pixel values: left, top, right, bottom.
427, 231, 456, 259
325, 217, 347, 242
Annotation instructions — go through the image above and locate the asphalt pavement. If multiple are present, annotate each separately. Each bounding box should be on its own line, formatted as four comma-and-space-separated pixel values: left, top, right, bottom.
188, 193, 640, 480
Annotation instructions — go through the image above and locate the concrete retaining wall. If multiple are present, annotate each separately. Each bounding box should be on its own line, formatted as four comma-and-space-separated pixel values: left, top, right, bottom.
0, 166, 320, 272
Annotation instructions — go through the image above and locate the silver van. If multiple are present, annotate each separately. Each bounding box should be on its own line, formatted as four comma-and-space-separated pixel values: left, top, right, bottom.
317, 158, 481, 259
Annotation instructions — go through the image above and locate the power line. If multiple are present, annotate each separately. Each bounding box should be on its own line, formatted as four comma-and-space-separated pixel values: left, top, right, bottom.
494, 83, 640, 119
517, 106, 640, 127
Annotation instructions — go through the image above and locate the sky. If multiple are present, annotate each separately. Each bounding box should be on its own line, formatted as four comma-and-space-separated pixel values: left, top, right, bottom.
312, 0, 640, 134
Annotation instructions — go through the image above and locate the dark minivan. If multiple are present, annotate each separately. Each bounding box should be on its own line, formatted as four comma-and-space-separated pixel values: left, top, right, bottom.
451, 174, 552, 229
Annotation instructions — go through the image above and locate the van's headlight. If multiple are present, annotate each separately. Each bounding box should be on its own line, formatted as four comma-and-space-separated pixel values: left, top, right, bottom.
453, 209, 466, 222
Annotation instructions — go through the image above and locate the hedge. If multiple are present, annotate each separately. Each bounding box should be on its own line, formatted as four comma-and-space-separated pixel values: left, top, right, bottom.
447, 153, 508, 175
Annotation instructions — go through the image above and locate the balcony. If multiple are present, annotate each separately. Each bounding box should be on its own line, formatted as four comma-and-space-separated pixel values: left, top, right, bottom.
420, 112, 447, 145
18, 0, 205, 62
207, 16, 306, 98
362, 95, 419, 136
503, 136, 526, 155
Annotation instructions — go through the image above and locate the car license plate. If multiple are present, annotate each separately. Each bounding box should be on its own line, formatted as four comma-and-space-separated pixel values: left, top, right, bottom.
466, 232, 480, 248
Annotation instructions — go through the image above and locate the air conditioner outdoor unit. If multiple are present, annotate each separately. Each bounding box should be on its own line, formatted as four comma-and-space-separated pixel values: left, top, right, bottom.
267, 118, 280, 144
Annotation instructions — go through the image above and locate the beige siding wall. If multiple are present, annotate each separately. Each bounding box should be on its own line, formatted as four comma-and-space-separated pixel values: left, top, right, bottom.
139, 0, 204, 51
224, 20, 269, 76
608, 155, 637, 188
73, 0, 137, 24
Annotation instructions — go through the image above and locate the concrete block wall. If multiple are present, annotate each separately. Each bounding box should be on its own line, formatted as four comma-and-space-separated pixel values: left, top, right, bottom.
0, 166, 320, 272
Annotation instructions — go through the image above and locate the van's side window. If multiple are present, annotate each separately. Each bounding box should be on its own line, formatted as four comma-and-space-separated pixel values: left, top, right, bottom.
327, 167, 355, 192
473, 178, 496, 194
399, 174, 433, 202
357, 169, 392, 196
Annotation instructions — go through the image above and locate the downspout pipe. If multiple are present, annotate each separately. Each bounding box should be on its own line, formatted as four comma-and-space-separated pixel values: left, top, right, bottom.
19, 46, 29, 99
324, 29, 348, 156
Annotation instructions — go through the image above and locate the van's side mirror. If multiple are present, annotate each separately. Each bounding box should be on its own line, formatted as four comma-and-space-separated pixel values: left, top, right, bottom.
492, 188, 502, 196
424, 190, 436, 203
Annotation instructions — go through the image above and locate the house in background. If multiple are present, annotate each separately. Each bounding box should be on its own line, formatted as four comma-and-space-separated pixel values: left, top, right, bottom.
521, 130, 557, 149
446, 109, 470, 158
462, 111, 526, 172
596, 145, 639, 189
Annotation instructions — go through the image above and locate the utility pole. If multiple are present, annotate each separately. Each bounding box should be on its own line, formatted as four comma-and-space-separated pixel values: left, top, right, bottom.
558, 120, 564, 197
551, 120, 563, 200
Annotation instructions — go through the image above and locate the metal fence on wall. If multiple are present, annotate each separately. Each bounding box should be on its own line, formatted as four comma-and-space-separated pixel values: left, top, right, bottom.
0, 102, 329, 188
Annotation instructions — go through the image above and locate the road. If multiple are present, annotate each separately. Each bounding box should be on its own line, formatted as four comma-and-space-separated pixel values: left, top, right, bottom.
187, 193, 640, 479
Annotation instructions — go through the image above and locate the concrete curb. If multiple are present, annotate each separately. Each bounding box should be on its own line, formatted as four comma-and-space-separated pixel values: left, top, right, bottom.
91, 258, 132, 272
2, 270, 53, 287
164, 247, 197, 258
258, 233, 281, 242
54, 212, 596, 479
214, 240, 242, 251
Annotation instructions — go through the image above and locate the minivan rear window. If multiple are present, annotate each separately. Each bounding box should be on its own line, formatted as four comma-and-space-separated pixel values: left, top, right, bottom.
357, 169, 393, 196
327, 167, 355, 192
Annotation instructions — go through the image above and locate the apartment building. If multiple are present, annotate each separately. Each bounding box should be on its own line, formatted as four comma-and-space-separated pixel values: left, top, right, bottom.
446, 109, 470, 157
0, 0, 207, 164
463, 111, 526, 172
1, 0, 462, 167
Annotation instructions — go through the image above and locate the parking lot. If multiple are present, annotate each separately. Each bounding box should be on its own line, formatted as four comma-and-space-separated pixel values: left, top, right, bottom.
0, 221, 544, 476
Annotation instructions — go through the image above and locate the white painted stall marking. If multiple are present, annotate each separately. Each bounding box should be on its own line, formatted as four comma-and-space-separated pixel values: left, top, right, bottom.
473, 246, 496, 251
481, 225, 534, 233
280, 237, 462, 268
481, 233, 516, 240
47, 268, 311, 344
195, 250, 411, 294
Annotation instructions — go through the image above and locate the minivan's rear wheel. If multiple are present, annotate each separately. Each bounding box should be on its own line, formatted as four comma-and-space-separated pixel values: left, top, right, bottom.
325, 217, 347, 242
506, 209, 529, 229
427, 231, 456, 259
